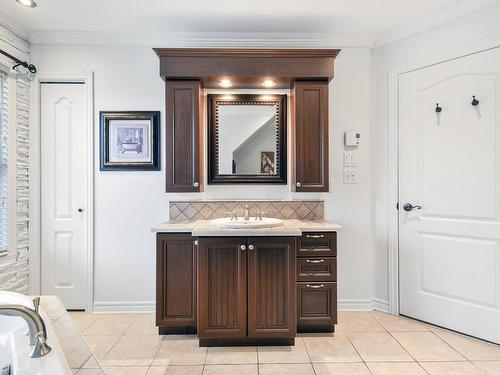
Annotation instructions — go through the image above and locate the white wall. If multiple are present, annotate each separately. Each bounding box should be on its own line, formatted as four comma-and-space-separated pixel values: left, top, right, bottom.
371, 4, 500, 306
30, 45, 375, 311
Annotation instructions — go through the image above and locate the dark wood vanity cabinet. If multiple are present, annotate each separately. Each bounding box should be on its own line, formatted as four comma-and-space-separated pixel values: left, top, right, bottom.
293, 81, 329, 192
197, 237, 296, 345
165, 80, 203, 192
297, 232, 337, 332
156, 234, 197, 333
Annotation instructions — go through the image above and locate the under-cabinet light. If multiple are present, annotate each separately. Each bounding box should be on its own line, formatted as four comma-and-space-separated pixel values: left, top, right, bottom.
16, 0, 37, 7
218, 79, 233, 88
261, 80, 275, 88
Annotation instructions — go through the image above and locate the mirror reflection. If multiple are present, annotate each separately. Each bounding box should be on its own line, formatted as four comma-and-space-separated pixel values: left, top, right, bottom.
218, 104, 277, 175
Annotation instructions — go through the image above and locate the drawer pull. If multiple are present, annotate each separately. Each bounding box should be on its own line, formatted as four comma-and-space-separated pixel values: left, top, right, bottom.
306, 234, 324, 239
306, 284, 324, 289
306, 259, 324, 264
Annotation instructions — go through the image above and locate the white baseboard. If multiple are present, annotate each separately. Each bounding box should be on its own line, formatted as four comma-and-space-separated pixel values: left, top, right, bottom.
93, 298, 390, 314
92, 301, 155, 313
372, 298, 390, 313
338, 299, 374, 311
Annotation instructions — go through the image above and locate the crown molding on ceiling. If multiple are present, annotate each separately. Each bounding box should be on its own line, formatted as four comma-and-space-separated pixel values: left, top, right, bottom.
373, 0, 500, 47
1, 0, 497, 49
0, 15, 30, 58
28, 31, 375, 48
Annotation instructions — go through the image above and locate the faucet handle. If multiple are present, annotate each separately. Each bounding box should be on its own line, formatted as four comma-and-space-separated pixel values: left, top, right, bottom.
255, 210, 267, 220
226, 210, 238, 221
32, 297, 40, 313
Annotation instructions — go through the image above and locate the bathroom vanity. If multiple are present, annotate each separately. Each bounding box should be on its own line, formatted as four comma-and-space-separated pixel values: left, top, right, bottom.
152, 49, 341, 346
152, 212, 340, 347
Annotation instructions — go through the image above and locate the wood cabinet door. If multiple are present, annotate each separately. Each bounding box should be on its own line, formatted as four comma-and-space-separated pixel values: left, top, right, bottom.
293, 81, 329, 192
297, 282, 337, 329
165, 80, 202, 192
197, 237, 247, 339
156, 234, 196, 329
247, 237, 296, 338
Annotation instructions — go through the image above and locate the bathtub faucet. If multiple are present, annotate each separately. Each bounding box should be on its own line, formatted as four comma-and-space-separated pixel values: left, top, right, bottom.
0, 296, 52, 358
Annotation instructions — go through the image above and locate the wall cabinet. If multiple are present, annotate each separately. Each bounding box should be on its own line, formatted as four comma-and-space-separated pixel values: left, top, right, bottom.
197, 236, 296, 345
165, 80, 203, 192
297, 232, 337, 332
156, 234, 197, 333
293, 81, 329, 192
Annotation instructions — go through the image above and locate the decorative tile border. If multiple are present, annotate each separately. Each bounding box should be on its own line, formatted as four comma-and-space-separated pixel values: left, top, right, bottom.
169, 200, 324, 221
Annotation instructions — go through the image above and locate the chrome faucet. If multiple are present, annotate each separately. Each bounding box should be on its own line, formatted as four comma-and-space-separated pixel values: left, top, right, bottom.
244, 205, 251, 221
0, 297, 52, 358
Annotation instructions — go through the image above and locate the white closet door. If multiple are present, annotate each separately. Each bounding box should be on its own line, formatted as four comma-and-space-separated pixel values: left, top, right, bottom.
41, 83, 88, 309
399, 47, 500, 343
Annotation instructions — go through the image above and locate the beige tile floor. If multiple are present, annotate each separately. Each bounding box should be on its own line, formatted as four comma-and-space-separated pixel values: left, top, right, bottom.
68, 310, 500, 375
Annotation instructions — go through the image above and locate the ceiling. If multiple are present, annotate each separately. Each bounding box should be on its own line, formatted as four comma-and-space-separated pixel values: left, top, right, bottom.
0, 0, 497, 47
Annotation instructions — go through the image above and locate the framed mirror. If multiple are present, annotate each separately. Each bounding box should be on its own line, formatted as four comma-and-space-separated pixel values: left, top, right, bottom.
208, 94, 287, 184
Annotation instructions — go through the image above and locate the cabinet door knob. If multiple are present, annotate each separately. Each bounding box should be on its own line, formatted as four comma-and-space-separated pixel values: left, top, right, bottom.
78, 208, 84, 213
240, 245, 246, 251
296, 182, 301, 187
194, 240, 198, 246
248, 244, 254, 251
193, 182, 199, 187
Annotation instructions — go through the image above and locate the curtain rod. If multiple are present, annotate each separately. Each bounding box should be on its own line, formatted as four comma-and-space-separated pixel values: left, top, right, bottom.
0, 48, 37, 73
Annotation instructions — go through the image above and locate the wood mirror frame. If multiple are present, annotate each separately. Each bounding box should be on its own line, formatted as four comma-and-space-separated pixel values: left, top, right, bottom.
208, 94, 287, 184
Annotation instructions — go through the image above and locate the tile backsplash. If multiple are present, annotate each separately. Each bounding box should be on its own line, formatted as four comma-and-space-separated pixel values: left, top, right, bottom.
169, 200, 324, 221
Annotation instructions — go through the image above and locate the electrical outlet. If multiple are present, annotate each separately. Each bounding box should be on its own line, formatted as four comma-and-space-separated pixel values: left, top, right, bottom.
343, 167, 358, 184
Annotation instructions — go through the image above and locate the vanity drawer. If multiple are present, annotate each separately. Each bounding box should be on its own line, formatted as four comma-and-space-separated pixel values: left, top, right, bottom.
297, 258, 336, 282
297, 282, 337, 328
297, 232, 337, 257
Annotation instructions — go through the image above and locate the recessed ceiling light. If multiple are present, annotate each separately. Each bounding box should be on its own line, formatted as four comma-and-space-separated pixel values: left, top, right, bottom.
218, 79, 232, 88
16, 0, 37, 7
261, 80, 275, 88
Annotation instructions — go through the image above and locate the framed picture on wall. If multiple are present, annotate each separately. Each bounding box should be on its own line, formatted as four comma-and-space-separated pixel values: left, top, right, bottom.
100, 111, 160, 171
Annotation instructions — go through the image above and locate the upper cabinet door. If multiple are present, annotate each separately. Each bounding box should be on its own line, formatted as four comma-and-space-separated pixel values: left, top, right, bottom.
247, 237, 296, 338
165, 80, 202, 192
293, 81, 329, 192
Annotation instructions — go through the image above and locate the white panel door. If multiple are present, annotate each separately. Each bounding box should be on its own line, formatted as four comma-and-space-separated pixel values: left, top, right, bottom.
41, 83, 88, 310
399, 47, 500, 343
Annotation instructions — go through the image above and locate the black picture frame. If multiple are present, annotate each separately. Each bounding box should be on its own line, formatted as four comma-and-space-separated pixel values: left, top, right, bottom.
100, 111, 161, 171
207, 94, 287, 184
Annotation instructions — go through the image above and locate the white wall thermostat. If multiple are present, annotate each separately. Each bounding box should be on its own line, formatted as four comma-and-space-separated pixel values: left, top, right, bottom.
344, 131, 360, 146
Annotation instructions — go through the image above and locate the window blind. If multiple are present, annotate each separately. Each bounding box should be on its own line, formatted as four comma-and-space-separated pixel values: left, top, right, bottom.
0, 70, 8, 253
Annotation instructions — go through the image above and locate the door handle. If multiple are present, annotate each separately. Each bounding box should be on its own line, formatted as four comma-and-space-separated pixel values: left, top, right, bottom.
403, 203, 422, 212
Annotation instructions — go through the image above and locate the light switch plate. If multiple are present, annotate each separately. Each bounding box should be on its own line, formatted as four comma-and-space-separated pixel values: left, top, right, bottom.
344, 150, 359, 167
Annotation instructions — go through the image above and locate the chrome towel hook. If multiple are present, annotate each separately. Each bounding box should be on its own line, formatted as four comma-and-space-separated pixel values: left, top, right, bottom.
471, 95, 479, 106
435, 103, 442, 113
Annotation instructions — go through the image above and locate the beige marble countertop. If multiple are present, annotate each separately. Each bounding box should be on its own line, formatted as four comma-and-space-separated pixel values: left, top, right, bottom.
40, 296, 104, 374
151, 219, 341, 236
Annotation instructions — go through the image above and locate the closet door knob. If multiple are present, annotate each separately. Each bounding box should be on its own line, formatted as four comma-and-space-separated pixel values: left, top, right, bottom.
296, 182, 301, 187
193, 182, 199, 187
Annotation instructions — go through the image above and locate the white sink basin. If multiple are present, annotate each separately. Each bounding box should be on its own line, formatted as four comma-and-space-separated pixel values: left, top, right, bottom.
209, 217, 284, 229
